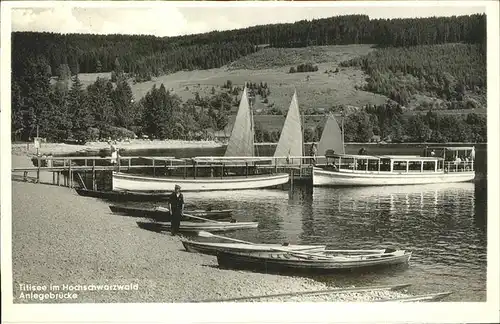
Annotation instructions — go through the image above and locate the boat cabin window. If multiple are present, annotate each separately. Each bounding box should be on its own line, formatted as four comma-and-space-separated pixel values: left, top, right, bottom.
408, 161, 422, 171
380, 159, 391, 171
368, 159, 379, 171
423, 161, 436, 171
393, 161, 407, 172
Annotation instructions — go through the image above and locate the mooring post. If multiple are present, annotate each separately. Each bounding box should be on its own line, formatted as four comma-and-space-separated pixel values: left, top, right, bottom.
92, 159, 96, 191
23, 171, 28, 182
37, 156, 41, 183
152, 158, 155, 177
57, 171, 60, 186
68, 159, 72, 188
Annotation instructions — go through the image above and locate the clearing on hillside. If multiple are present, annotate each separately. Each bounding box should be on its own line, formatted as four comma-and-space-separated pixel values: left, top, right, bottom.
129, 45, 388, 113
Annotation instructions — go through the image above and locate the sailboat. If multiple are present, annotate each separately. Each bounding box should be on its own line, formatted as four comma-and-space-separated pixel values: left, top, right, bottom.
273, 90, 303, 164
312, 114, 475, 186
112, 86, 289, 192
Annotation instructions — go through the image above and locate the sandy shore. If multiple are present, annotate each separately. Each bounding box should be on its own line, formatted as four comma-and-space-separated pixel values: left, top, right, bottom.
10, 155, 412, 303
11, 139, 224, 157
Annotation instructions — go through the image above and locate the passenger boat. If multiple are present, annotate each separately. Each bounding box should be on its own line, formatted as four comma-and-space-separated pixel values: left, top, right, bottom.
312, 115, 476, 186
112, 86, 289, 192
75, 188, 171, 201
181, 240, 326, 256
109, 205, 233, 221
137, 221, 259, 233
216, 249, 411, 273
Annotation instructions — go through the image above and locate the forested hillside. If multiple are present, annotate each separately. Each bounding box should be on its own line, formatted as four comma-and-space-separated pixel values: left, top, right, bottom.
12, 14, 485, 79
11, 13, 487, 143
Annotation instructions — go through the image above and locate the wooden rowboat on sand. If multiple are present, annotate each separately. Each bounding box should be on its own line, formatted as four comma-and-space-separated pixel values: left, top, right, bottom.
216, 249, 412, 273
75, 188, 171, 202
109, 205, 233, 221
181, 240, 327, 256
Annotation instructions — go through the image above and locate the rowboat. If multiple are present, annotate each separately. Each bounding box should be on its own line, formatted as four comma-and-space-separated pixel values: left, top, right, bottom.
109, 205, 233, 221
216, 249, 412, 273
75, 188, 170, 201
312, 115, 476, 186
137, 221, 259, 233
181, 240, 326, 256
111, 86, 289, 192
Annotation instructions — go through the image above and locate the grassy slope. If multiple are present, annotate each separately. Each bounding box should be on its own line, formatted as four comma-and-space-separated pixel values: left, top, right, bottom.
76, 44, 485, 132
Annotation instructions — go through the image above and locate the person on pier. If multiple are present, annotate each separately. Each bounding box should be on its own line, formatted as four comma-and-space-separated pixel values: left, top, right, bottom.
168, 184, 184, 236
310, 143, 317, 165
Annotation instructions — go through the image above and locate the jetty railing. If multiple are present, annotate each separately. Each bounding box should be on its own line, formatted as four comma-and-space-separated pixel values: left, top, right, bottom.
12, 155, 320, 188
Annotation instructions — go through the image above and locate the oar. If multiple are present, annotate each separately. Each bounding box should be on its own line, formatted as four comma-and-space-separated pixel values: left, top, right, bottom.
197, 231, 333, 260
183, 213, 223, 223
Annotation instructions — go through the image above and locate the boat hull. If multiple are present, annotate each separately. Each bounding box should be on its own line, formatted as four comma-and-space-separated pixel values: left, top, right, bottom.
113, 172, 290, 192
136, 221, 258, 233
109, 205, 233, 221
181, 240, 326, 256
312, 167, 475, 187
217, 250, 412, 274
75, 188, 171, 201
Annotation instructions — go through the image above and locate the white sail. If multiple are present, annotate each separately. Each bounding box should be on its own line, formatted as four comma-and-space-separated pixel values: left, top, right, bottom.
224, 87, 255, 157
317, 114, 345, 156
274, 90, 303, 164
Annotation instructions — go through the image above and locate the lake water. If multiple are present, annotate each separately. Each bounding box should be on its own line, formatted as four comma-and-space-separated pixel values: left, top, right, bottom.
111, 144, 488, 302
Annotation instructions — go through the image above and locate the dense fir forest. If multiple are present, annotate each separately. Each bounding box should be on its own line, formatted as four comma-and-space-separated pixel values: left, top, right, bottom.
11, 13, 487, 143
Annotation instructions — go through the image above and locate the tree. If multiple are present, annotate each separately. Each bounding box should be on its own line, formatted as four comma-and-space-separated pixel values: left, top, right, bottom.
69, 75, 93, 142
344, 111, 374, 142
112, 80, 134, 128
87, 77, 115, 136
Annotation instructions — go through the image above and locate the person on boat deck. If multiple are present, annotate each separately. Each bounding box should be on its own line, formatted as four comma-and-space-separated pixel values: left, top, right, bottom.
430, 150, 436, 157
168, 184, 184, 236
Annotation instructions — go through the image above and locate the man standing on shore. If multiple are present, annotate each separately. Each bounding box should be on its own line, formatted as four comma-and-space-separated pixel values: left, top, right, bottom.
168, 185, 184, 236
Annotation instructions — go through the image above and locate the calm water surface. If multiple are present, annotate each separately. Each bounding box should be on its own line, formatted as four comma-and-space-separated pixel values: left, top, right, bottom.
128, 180, 487, 302
107, 144, 487, 301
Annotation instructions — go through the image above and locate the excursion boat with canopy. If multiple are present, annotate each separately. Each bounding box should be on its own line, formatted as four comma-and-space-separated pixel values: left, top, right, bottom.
112, 86, 289, 192
312, 115, 476, 186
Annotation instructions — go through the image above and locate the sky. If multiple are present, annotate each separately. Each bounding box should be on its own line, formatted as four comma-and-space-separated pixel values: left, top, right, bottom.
10, 2, 486, 37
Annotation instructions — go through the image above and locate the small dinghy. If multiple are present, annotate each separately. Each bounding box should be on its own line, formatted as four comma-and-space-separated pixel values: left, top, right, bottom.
109, 205, 233, 221
181, 240, 326, 256
216, 249, 412, 274
76, 188, 171, 202
137, 221, 258, 233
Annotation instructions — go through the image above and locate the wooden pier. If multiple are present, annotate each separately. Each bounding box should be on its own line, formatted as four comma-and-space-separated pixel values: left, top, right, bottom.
12, 155, 318, 190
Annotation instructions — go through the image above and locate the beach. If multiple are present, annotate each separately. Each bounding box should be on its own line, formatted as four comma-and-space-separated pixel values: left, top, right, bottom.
10, 154, 412, 303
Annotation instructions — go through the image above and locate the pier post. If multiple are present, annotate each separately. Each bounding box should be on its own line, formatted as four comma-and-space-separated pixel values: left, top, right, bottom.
69, 160, 73, 188
153, 159, 155, 177
23, 171, 28, 182
92, 160, 96, 190
37, 156, 41, 183
57, 172, 60, 186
